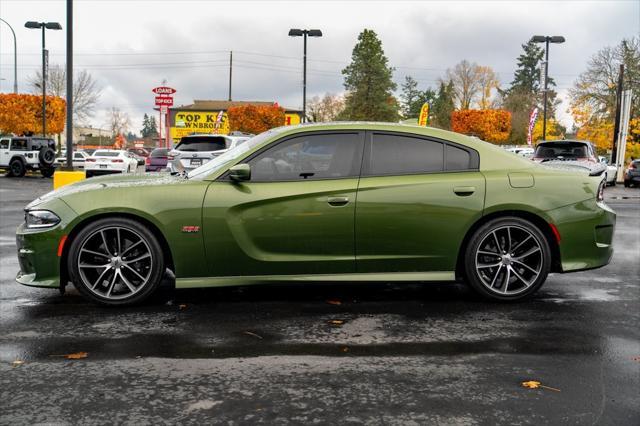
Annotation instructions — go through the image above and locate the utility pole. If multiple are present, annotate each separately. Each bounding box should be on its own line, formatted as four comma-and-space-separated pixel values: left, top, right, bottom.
0, 18, 18, 93
65, 0, 73, 169
228, 50, 232, 101
611, 64, 624, 165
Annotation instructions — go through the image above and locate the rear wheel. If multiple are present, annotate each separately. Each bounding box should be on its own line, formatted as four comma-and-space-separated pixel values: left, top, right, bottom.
463, 217, 551, 301
8, 159, 26, 177
67, 217, 165, 306
41, 167, 55, 178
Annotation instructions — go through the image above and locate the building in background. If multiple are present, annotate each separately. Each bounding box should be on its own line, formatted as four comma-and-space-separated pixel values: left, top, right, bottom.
168, 100, 302, 144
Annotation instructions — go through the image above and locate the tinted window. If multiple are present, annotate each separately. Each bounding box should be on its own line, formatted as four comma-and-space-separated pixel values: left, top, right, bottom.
0, 139, 8, 149
176, 136, 228, 152
249, 133, 361, 181
534, 142, 589, 159
368, 134, 443, 175
446, 145, 471, 170
150, 148, 169, 157
74, 153, 85, 159
10, 139, 27, 151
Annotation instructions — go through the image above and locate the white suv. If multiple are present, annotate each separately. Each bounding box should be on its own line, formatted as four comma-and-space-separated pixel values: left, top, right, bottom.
167, 133, 251, 173
0, 136, 57, 177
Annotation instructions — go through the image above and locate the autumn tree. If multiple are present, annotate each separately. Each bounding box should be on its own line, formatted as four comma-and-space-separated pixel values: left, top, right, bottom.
27, 65, 101, 125
451, 109, 511, 143
307, 93, 345, 122
339, 29, 399, 121
0, 94, 66, 135
399, 76, 436, 119
107, 107, 131, 138
476, 66, 500, 109
227, 104, 285, 134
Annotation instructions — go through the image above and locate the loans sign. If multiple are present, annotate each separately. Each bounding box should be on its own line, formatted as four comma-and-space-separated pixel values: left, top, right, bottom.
152, 86, 176, 95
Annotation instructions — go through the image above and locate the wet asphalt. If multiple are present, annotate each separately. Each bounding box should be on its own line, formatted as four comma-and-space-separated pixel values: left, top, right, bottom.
0, 174, 638, 425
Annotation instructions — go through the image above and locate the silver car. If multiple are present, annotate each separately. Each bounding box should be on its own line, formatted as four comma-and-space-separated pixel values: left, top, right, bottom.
167, 134, 250, 173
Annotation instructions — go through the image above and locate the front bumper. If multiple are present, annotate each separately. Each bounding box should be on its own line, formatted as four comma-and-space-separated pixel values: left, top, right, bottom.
547, 198, 616, 272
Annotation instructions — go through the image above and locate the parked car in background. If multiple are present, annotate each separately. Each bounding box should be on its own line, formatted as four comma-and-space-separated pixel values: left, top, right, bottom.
145, 148, 170, 172
167, 134, 251, 173
85, 150, 139, 177
624, 159, 640, 187
0, 136, 56, 177
506, 146, 534, 157
16, 123, 615, 305
598, 156, 618, 186
55, 150, 90, 169
128, 147, 150, 158
532, 140, 598, 163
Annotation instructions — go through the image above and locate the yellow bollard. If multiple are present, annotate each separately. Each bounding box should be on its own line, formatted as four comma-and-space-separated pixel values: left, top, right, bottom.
53, 170, 86, 190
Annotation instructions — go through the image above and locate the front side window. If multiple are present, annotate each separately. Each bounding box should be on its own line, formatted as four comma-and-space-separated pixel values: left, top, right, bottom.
367, 133, 444, 176
249, 133, 362, 182
0, 139, 8, 149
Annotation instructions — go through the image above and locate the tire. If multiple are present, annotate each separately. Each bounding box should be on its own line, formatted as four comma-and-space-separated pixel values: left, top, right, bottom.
8, 158, 26, 177
67, 217, 165, 306
38, 147, 56, 166
86, 171, 93, 178
463, 217, 552, 302
41, 167, 55, 178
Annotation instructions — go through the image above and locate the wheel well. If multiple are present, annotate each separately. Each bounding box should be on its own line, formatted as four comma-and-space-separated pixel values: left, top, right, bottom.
455, 210, 562, 279
9, 155, 26, 165
59, 213, 175, 286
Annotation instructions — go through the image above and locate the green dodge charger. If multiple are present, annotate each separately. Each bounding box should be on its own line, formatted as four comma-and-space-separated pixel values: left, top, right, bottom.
16, 123, 616, 305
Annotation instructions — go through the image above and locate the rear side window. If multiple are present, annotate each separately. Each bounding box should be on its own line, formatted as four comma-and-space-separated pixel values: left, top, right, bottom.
446, 144, 471, 170
367, 133, 443, 175
176, 136, 228, 152
10, 139, 27, 151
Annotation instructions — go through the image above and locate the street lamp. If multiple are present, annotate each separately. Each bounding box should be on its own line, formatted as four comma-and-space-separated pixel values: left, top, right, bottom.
288, 28, 322, 123
0, 18, 18, 93
531, 35, 565, 140
25, 20, 62, 137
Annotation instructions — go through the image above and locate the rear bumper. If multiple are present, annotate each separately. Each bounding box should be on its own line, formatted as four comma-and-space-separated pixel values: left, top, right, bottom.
547, 199, 616, 272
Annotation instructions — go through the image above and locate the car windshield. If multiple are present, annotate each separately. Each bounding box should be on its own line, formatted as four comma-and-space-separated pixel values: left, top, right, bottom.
175, 136, 229, 152
187, 129, 284, 179
93, 151, 120, 157
150, 148, 169, 157
534, 142, 589, 159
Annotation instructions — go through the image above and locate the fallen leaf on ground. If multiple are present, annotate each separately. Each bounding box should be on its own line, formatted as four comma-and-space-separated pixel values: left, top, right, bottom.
326, 299, 342, 305
243, 331, 263, 340
522, 380, 560, 392
50, 352, 89, 359
179, 304, 187, 310
12, 360, 25, 367
328, 320, 344, 326
341, 347, 349, 352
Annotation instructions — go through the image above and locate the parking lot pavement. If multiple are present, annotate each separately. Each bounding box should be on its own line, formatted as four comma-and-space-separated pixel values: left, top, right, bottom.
1, 175, 638, 425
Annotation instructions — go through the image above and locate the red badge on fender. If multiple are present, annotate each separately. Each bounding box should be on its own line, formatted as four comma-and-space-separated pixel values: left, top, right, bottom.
181, 226, 200, 233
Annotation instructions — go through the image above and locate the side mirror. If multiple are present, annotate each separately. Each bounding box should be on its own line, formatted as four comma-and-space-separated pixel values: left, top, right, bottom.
229, 163, 251, 182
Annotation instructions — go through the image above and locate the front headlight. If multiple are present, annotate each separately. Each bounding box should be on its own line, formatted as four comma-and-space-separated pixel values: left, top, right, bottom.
25, 210, 61, 229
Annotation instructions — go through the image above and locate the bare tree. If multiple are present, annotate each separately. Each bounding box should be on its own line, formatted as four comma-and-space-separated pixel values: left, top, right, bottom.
107, 107, 131, 137
27, 65, 102, 125
446, 60, 483, 110
307, 93, 345, 122
476, 66, 500, 109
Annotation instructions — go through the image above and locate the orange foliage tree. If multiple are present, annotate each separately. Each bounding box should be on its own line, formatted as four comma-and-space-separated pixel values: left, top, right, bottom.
0, 93, 66, 135
227, 104, 286, 134
451, 109, 511, 143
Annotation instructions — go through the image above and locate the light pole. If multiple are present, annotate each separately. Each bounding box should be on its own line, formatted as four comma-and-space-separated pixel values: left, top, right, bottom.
0, 18, 18, 93
25, 21, 62, 137
531, 35, 565, 141
288, 28, 322, 123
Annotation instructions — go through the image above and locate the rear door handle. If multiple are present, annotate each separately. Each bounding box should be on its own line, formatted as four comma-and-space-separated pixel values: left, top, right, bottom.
327, 196, 350, 206
453, 186, 476, 196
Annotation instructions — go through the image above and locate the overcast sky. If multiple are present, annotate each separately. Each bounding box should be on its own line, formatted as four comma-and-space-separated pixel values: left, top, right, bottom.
1, 0, 638, 133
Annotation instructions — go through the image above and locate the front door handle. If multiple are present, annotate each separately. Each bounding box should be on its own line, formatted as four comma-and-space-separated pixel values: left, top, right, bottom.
453, 186, 476, 196
327, 196, 350, 206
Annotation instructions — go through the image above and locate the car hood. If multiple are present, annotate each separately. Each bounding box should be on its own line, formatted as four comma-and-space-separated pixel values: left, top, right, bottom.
26, 172, 183, 210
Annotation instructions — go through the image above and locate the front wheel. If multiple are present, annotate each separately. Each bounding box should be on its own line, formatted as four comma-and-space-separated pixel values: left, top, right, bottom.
67, 217, 165, 306
8, 159, 26, 177
463, 217, 551, 302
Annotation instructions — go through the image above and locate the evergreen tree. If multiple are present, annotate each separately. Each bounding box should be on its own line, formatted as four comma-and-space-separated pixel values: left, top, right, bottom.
339, 29, 399, 121
141, 113, 158, 138
400, 76, 436, 119
431, 81, 455, 129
